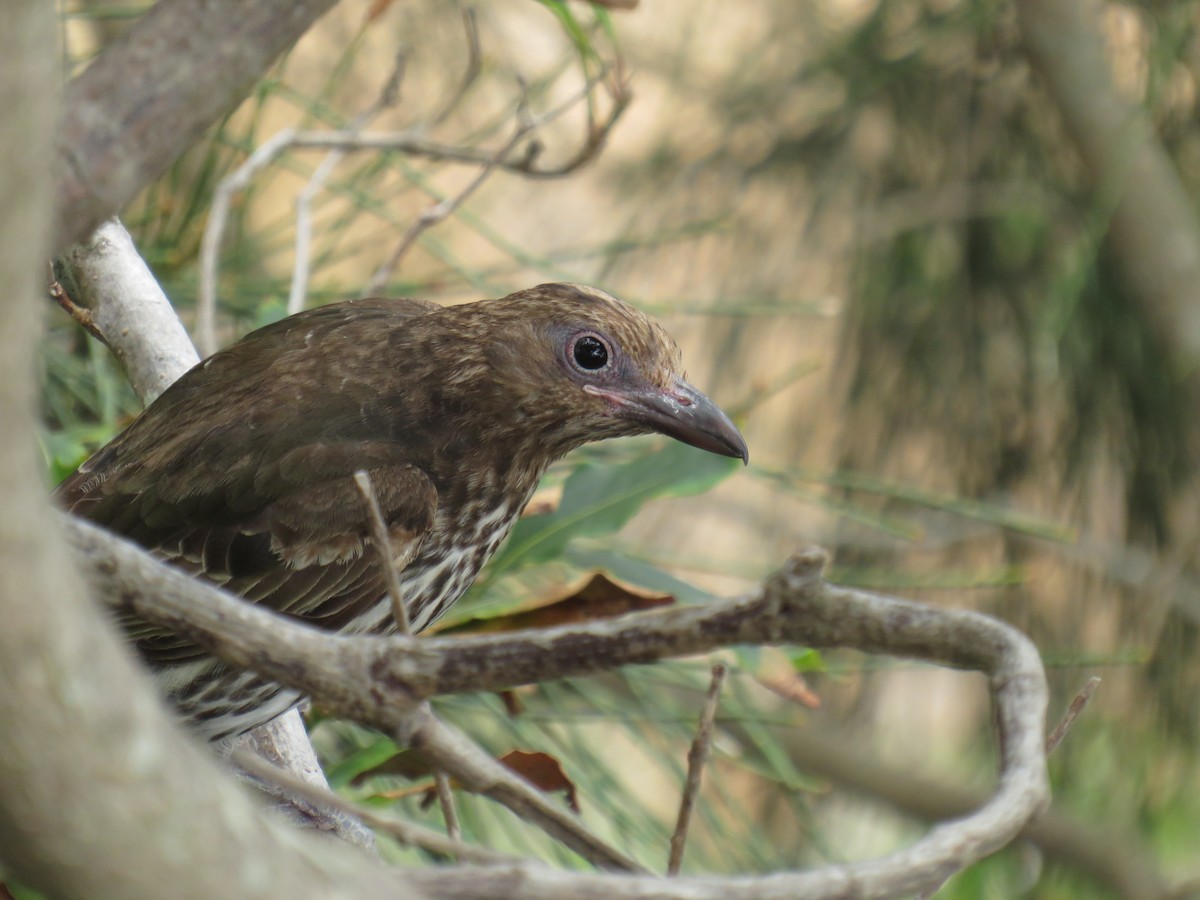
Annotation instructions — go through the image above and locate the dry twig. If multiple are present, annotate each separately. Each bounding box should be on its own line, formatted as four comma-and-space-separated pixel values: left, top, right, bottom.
198, 68, 626, 352
352, 471, 412, 635
1045, 676, 1101, 755
364, 93, 535, 294
230, 747, 504, 864
434, 770, 462, 842
667, 662, 726, 876
289, 51, 408, 315
401, 704, 645, 872
47, 278, 106, 345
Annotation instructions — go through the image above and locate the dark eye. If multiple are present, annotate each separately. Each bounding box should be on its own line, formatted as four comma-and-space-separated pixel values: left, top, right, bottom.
572, 334, 610, 371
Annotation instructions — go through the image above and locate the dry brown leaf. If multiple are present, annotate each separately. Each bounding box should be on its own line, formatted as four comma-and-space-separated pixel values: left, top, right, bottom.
436, 571, 673, 636
366, 748, 579, 813
498, 750, 579, 813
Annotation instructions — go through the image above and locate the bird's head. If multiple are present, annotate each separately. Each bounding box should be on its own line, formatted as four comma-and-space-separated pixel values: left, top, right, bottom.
443, 283, 748, 465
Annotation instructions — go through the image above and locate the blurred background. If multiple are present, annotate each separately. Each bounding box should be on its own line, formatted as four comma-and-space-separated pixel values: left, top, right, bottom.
44, 0, 1200, 896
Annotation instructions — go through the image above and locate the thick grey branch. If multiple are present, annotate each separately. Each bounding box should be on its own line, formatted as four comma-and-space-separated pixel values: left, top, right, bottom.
1015, 0, 1200, 363
55, 0, 340, 250
0, 5, 399, 894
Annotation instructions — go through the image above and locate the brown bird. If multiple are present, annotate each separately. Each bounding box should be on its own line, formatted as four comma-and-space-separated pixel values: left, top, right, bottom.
57, 283, 747, 741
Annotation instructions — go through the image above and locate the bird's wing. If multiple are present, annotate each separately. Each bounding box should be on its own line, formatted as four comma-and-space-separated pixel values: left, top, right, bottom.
64, 443, 438, 667
56, 295, 445, 539
54, 296, 448, 667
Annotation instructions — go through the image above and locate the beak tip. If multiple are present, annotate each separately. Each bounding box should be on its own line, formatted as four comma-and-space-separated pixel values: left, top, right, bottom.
728, 433, 750, 466
616, 377, 750, 465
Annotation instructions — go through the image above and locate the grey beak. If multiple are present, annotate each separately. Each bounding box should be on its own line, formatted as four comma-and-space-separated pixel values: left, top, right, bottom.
624, 377, 749, 464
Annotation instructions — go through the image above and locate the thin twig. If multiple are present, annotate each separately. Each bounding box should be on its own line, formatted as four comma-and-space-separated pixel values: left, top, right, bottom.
667, 662, 726, 876
429, 8, 481, 129
230, 748, 511, 864
1045, 676, 1101, 754
197, 128, 297, 355
288, 52, 408, 315
434, 770, 461, 841
352, 470, 411, 635
198, 67, 621, 349
48, 278, 107, 345
364, 105, 532, 295
407, 707, 647, 873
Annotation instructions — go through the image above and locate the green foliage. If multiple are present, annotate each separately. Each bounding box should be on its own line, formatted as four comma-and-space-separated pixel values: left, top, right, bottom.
484, 440, 741, 582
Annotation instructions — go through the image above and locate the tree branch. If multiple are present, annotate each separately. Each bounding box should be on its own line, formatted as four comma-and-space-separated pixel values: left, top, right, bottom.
667, 663, 726, 875
63, 514, 1051, 898
0, 6, 401, 895
55, 0, 341, 251
1014, 0, 1200, 364
54, 219, 200, 399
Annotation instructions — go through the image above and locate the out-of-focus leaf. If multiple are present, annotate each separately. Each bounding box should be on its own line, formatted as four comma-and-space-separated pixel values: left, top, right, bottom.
567, 546, 720, 605
322, 735, 400, 789
364, 748, 580, 814
351, 747, 431, 785
789, 648, 826, 674
755, 672, 822, 710
496, 750, 579, 813
487, 441, 740, 577
436, 571, 672, 635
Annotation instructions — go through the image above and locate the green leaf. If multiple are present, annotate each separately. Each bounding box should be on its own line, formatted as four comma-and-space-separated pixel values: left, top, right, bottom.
487, 440, 740, 578
789, 648, 826, 673
322, 736, 399, 789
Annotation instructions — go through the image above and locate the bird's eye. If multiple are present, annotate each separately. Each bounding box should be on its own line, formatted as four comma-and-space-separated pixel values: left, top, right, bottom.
571, 334, 611, 372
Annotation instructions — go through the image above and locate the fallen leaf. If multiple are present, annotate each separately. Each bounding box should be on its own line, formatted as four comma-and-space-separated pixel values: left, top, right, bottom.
364, 748, 579, 813
435, 571, 673, 635
497, 750, 579, 813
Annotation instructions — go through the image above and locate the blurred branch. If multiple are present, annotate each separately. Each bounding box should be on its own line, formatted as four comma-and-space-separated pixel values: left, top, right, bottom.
364, 88, 538, 294
1045, 676, 1101, 755
751, 722, 1174, 900
230, 748, 502, 864
55, 0, 340, 251
667, 662, 725, 876
429, 8, 482, 129
199, 70, 627, 352
289, 51, 408, 315
433, 770, 461, 842
0, 7, 395, 896
64, 518, 1051, 898
1015, 0, 1200, 364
